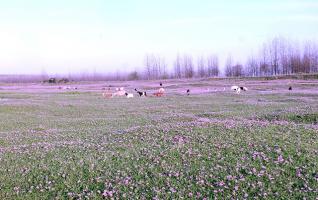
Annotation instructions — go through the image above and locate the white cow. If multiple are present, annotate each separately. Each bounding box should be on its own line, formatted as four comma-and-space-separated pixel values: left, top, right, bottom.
112, 90, 126, 97
231, 86, 248, 94
158, 88, 165, 93
125, 93, 134, 98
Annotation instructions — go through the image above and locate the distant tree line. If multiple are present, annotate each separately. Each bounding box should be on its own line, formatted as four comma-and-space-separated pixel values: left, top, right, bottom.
2, 37, 317, 83
143, 53, 219, 80
142, 37, 318, 79
226, 37, 318, 77
144, 54, 169, 79
58, 36, 318, 82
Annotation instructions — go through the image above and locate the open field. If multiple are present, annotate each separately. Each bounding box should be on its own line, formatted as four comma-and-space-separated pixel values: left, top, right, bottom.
0, 79, 317, 199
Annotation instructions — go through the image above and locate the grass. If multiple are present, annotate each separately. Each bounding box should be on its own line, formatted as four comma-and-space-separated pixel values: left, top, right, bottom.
0, 85, 317, 199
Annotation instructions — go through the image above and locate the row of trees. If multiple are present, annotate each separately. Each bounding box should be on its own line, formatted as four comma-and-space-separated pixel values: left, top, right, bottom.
226, 37, 318, 77
144, 54, 169, 80
144, 53, 219, 79
105, 36, 318, 81
30, 37, 317, 83
143, 37, 318, 79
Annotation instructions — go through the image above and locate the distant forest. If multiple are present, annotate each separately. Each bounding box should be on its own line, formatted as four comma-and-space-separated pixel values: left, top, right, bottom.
1, 37, 318, 83
143, 36, 318, 80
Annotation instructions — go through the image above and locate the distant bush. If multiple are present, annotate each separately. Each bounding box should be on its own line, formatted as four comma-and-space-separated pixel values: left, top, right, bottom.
58, 78, 70, 83
43, 78, 56, 84
127, 71, 139, 80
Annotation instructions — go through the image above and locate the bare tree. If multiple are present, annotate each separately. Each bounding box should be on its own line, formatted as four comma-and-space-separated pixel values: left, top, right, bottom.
144, 54, 168, 80
303, 41, 318, 73
152, 55, 159, 79
267, 37, 280, 75
313, 42, 318, 73
287, 42, 302, 74
290, 52, 302, 74
183, 54, 194, 78
197, 56, 206, 77
278, 37, 290, 75
303, 42, 312, 73
211, 55, 219, 77
160, 56, 168, 79
233, 63, 244, 77
128, 70, 139, 80
246, 56, 259, 77
259, 44, 270, 76
225, 55, 233, 77
144, 54, 153, 80
174, 53, 182, 78
207, 55, 219, 77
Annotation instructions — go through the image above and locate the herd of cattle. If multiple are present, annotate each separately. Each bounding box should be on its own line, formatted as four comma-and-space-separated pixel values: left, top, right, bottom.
101, 83, 249, 98
102, 86, 164, 98
52, 81, 296, 98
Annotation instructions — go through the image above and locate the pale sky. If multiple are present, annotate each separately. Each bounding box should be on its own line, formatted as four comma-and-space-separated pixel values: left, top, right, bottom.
0, 0, 318, 75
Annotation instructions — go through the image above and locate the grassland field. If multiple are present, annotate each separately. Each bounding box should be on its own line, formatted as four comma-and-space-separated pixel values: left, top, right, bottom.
0, 78, 317, 199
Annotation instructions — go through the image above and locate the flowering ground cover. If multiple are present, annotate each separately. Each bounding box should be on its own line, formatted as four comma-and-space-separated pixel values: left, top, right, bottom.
0, 80, 317, 199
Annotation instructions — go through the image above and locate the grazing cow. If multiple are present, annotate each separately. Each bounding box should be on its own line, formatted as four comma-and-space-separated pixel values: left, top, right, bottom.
153, 87, 165, 97
134, 88, 147, 97
102, 88, 113, 98
112, 90, 126, 97
288, 86, 292, 90
240, 86, 248, 91
231, 85, 248, 94
231, 86, 240, 93
158, 88, 165, 93
153, 92, 164, 97
160, 82, 163, 86
103, 93, 113, 98
125, 93, 134, 98
111, 87, 126, 97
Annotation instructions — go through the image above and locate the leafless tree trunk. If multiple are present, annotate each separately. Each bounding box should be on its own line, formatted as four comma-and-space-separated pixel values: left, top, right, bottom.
288, 42, 302, 73
233, 63, 244, 77
197, 56, 206, 77
144, 54, 167, 80
174, 53, 182, 78
313, 43, 318, 73
152, 55, 159, 79
207, 55, 219, 77
158, 56, 168, 79
144, 54, 152, 80
259, 44, 270, 76
183, 54, 194, 78
303, 41, 318, 73
225, 55, 233, 77
278, 38, 289, 75
268, 37, 280, 75
246, 56, 259, 77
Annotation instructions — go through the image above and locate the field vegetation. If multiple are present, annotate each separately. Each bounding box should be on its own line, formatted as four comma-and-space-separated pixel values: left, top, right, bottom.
0, 79, 317, 199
